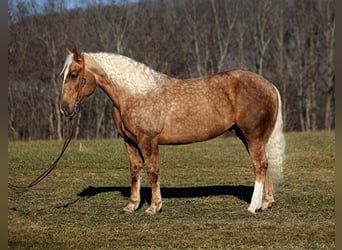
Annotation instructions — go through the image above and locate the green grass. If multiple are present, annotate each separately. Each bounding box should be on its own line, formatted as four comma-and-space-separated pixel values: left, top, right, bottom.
8, 131, 335, 249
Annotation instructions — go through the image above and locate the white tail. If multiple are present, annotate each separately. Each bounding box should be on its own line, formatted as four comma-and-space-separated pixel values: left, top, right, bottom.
265, 86, 285, 185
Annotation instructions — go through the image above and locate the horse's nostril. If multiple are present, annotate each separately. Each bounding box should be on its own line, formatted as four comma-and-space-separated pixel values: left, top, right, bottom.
60, 103, 75, 117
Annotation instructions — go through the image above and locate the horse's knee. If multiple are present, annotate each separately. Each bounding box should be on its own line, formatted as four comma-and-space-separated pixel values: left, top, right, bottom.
147, 169, 159, 183
130, 165, 142, 179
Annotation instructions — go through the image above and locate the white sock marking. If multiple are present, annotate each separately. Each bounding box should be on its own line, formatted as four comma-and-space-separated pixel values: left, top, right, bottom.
248, 181, 264, 214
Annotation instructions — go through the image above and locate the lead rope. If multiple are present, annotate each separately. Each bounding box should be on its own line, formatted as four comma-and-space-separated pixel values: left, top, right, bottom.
8, 53, 86, 192
8, 113, 79, 191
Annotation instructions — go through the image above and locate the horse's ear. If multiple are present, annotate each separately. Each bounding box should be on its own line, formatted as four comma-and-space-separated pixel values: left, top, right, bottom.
72, 48, 82, 62
66, 48, 72, 55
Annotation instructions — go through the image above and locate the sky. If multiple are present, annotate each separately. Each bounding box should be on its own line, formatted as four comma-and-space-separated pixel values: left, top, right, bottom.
9, 0, 138, 16
8, 0, 139, 23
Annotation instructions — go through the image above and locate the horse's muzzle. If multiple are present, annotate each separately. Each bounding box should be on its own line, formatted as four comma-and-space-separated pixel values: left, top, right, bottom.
60, 102, 78, 118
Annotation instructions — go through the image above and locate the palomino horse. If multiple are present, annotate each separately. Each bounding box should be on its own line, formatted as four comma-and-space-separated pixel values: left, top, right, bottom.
60, 48, 285, 215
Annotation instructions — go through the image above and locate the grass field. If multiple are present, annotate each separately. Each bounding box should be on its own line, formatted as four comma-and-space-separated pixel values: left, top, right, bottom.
8, 131, 335, 249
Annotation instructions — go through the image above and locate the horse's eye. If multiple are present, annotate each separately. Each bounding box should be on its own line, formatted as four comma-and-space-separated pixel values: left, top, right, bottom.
70, 74, 78, 81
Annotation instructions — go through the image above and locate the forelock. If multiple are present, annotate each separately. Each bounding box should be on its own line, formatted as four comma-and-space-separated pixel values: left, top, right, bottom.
61, 53, 74, 83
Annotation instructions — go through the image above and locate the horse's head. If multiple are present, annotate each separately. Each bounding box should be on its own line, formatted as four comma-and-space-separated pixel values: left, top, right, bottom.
60, 48, 97, 117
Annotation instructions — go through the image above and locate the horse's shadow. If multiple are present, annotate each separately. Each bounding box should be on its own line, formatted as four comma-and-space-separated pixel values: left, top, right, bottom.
59, 185, 253, 209
66, 185, 253, 209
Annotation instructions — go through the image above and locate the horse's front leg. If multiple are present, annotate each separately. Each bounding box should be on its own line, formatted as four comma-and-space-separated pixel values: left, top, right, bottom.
138, 136, 162, 215
123, 141, 143, 213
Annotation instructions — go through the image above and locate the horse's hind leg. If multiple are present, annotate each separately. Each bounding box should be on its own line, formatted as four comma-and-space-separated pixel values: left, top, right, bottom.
247, 141, 268, 214
123, 141, 143, 213
262, 170, 274, 210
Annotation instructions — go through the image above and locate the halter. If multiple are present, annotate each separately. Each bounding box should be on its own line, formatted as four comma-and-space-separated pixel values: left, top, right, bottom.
8, 53, 86, 191
75, 54, 86, 111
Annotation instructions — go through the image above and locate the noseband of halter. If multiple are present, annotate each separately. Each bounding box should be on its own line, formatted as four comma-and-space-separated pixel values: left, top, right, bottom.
75, 54, 86, 112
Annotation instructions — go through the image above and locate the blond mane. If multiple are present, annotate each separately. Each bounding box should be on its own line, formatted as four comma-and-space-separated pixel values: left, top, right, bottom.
86, 52, 166, 94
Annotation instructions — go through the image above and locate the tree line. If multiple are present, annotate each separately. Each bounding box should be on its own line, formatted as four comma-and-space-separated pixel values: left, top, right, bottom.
8, 0, 335, 140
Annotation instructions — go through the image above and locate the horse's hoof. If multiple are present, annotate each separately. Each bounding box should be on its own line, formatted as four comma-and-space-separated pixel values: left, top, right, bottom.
145, 203, 162, 215
247, 204, 261, 215
247, 207, 256, 215
261, 201, 272, 210
261, 198, 274, 210
123, 202, 139, 213
145, 207, 157, 215
123, 207, 134, 213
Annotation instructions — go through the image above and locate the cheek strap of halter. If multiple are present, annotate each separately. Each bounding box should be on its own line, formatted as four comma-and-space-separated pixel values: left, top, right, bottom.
76, 54, 86, 104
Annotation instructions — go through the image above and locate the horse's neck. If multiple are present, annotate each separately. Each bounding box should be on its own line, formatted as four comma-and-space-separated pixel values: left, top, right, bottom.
87, 52, 165, 95
83, 54, 121, 107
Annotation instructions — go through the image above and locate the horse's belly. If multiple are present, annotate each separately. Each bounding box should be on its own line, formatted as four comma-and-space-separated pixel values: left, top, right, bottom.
158, 115, 232, 145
